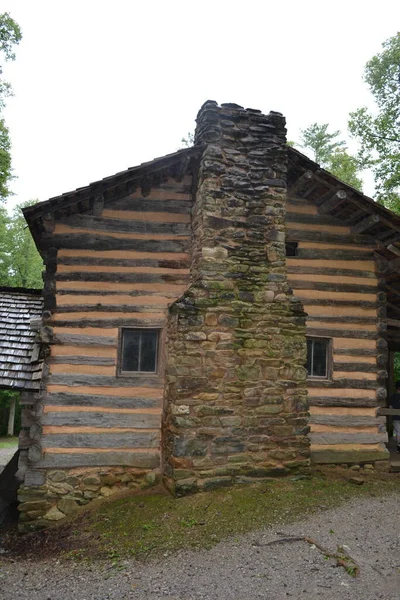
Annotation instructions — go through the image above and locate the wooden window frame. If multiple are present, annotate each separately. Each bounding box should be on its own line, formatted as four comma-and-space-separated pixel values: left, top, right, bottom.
306, 336, 332, 381
117, 327, 162, 378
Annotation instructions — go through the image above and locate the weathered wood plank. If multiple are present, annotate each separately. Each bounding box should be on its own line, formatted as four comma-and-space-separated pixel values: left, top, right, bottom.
38, 451, 160, 469
332, 362, 377, 373
307, 315, 377, 325
307, 378, 378, 389
310, 415, 382, 427
43, 431, 160, 448
56, 288, 182, 298
55, 272, 188, 284
50, 356, 116, 366
58, 256, 190, 269
287, 266, 376, 279
60, 215, 190, 236
286, 229, 376, 246
308, 396, 378, 408
306, 328, 378, 340
110, 198, 192, 213
45, 234, 189, 253
301, 299, 377, 308
55, 334, 117, 347
286, 212, 345, 227
296, 249, 374, 260
53, 318, 166, 328
377, 408, 400, 416
291, 281, 377, 293
55, 304, 167, 314
42, 411, 161, 428
42, 392, 161, 409
47, 374, 163, 388
333, 348, 377, 357
311, 447, 389, 464
310, 432, 387, 445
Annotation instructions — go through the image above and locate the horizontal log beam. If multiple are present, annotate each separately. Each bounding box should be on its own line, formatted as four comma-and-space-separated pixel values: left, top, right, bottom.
55, 271, 188, 284
109, 198, 192, 213
306, 378, 378, 389
47, 374, 163, 388
307, 315, 377, 325
297, 249, 374, 260
332, 362, 377, 373
292, 281, 377, 293
306, 328, 378, 340
310, 414, 382, 427
377, 408, 400, 416
42, 411, 161, 428
37, 450, 160, 469
53, 318, 166, 329
286, 230, 376, 246
58, 256, 190, 269
55, 334, 117, 347
288, 266, 375, 279
49, 356, 116, 366
302, 299, 377, 308
60, 215, 190, 236
42, 392, 161, 409
311, 447, 389, 464
42, 431, 160, 449
308, 396, 378, 408
310, 432, 387, 445
44, 234, 190, 253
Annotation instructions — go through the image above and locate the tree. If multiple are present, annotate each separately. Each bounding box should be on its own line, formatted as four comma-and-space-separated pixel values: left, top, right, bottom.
300, 123, 346, 165
300, 123, 363, 191
326, 149, 363, 191
180, 132, 194, 148
348, 33, 400, 208
0, 200, 43, 288
0, 12, 22, 202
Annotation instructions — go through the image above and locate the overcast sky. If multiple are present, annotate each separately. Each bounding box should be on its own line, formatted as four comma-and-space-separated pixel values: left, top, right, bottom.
2, 0, 400, 208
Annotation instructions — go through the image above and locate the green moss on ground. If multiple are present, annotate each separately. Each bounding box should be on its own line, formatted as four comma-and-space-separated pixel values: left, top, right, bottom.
4, 469, 400, 563
0, 436, 18, 448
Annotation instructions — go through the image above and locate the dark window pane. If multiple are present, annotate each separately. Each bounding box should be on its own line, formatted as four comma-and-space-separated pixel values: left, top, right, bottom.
306, 339, 313, 376
140, 330, 158, 372
122, 330, 140, 371
312, 340, 327, 377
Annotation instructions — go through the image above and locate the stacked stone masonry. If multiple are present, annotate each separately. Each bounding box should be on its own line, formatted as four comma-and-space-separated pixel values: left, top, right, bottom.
162, 102, 310, 494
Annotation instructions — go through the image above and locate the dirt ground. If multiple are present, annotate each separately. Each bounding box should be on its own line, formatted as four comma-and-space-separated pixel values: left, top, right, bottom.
1, 491, 399, 600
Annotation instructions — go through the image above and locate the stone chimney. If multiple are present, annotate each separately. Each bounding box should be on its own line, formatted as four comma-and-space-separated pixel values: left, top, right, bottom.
163, 101, 309, 494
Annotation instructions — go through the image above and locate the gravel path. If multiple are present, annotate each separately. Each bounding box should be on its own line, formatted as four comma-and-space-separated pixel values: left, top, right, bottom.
1, 493, 399, 600
0, 447, 17, 476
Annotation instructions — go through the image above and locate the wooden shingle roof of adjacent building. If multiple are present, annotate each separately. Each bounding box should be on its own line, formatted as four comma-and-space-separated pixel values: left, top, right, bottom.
0, 288, 44, 391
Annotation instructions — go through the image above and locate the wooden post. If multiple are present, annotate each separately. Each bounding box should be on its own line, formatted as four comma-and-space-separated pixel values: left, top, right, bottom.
7, 396, 16, 437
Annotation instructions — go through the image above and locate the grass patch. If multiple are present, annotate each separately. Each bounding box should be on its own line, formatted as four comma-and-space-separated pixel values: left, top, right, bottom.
0, 436, 18, 449
3, 468, 400, 563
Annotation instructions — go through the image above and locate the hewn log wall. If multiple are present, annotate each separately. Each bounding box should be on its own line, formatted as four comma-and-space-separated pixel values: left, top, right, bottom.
45, 176, 192, 468
286, 196, 388, 465
18, 177, 193, 528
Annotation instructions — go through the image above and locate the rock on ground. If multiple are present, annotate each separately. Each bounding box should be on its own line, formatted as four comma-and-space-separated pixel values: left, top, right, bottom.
0, 494, 399, 600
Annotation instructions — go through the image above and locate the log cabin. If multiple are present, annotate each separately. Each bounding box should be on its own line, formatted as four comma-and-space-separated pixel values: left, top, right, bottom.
3, 100, 400, 530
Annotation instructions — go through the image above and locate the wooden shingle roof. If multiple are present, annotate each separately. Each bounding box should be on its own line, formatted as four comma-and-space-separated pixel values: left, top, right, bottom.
0, 288, 44, 391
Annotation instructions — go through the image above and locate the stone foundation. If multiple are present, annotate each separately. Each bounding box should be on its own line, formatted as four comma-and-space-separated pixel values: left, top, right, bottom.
17, 467, 160, 531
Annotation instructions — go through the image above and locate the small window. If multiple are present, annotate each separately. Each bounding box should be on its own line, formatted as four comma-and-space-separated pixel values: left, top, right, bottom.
119, 329, 159, 375
285, 242, 298, 257
306, 337, 330, 379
